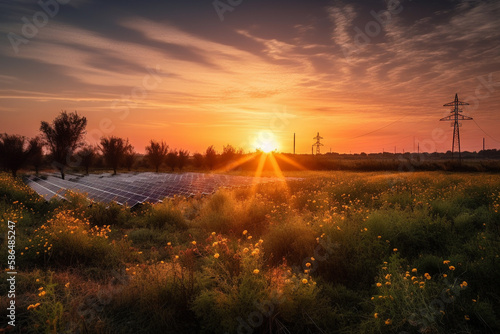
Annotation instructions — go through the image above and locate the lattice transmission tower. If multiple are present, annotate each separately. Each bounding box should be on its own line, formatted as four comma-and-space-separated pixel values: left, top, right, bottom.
439, 93, 473, 162
312, 132, 323, 155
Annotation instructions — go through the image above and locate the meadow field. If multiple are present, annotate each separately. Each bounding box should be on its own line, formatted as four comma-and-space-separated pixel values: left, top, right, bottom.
1, 171, 500, 333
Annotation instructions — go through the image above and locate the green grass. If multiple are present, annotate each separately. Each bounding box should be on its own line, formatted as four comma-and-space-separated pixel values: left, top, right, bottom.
0, 171, 499, 333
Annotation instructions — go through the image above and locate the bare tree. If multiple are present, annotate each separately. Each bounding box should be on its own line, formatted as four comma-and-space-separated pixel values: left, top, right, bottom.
100, 136, 129, 175
40, 111, 87, 179
145, 140, 168, 172
165, 150, 178, 171
79, 145, 96, 175
178, 149, 189, 170
28, 136, 44, 176
0, 134, 32, 178
205, 145, 217, 170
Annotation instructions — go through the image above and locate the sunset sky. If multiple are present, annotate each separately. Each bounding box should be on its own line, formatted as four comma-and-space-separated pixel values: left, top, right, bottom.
1, 0, 499, 154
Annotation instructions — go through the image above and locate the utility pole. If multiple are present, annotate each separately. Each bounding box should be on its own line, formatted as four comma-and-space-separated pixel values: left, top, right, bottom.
439, 93, 473, 162
293, 133, 296, 154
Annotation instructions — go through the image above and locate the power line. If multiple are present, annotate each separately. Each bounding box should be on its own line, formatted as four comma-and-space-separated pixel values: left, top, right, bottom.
473, 119, 500, 143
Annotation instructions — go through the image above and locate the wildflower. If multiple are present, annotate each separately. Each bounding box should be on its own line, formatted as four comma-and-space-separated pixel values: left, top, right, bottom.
443, 274, 448, 278
460, 281, 468, 288
65, 282, 70, 288
472, 299, 477, 302
385, 282, 391, 286
385, 319, 392, 325
464, 315, 470, 321
167, 242, 171, 246
393, 248, 398, 252
243, 248, 249, 253
243, 230, 248, 235
38, 291, 46, 297
443, 260, 450, 265
377, 235, 382, 239
302, 279, 308, 284
214, 253, 220, 259
424, 273, 431, 280
412, 268, 417, 273
191, 241, 197, 246
247, 235, 252, 240
449, 266, 455, 271
376, 283, 382, 287
211, 232, 216, 236
374, 313, 379, 318
38, 287, 43, 291
212, 242, 218, 247
253, 269, 260, 274
306, 263, 311, 268
35, 279, 40, 283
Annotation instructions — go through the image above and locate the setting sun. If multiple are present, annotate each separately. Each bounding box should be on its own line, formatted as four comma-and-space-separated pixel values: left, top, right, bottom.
254, 131, 279, 153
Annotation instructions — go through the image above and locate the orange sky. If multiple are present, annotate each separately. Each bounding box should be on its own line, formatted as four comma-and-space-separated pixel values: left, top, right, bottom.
1, 0, 499, 154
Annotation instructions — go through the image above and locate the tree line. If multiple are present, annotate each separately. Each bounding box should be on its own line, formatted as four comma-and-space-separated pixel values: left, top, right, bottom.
0, 111, 245, 178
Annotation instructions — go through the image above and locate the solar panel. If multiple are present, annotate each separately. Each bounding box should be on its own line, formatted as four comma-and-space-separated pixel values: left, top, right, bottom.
26, 172, 300, 207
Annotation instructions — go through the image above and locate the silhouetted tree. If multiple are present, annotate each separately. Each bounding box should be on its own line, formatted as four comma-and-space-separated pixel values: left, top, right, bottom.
40, 111, 87, 179
220, 144, 236, 165
100, 136, 129, 175
205, 145, 217, 170
28, 136, 44, 176
123, 143, 135, 171
165, 150, 178, 171
145, 140, 168, 172
79, 145, 96, 175
178, 149, 189, 170
193, 153, 204, 168
0, 134, 33, 177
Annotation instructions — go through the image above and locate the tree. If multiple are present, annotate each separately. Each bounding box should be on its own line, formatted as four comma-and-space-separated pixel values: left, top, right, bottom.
79, 145, 96, 175
220, 144, 236, 165
100, 136, 129, 175
178, 149, 189, 170
205, 145, 217, 170
193, 153, 204, 168
0, 134, 33, 177
165, 150, 178, 171
40, 111, 87, 179
123, 143, 135, 171
28, 136, 44, 176
145, 140, 168, 172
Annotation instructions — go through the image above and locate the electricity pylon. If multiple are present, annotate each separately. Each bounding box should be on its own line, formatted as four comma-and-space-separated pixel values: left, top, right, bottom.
312, 132, 323, 155
439, 93, 473, 162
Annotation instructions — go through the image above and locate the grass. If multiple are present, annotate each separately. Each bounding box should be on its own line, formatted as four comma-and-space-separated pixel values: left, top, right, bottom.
0, 171, 499, 333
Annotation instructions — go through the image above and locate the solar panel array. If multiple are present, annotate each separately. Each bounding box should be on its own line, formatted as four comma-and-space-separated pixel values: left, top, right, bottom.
25, 172, 295, 207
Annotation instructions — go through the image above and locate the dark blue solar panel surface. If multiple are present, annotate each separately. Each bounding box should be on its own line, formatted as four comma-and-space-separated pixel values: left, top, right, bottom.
25, 172, 297, 207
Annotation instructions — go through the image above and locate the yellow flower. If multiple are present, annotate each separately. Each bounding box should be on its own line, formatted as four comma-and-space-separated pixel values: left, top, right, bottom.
211, 232, 216, 236
460, 281, 468, 288
243, 230, 248, 235
376, 283, 382, 287
412, 268, 417, 273
167, 242, 171, 246
385, 282, 391, 286
214, 253, 220, 259
302, 279, 308, 284
393, 248, 398, 252
464, 315, 470, 321
374, 313, 379, 318
449, 266, 455, 271
306, 263, 311, 268
247, 235, 252, 240
191, 241, 197, 246
65, 282, 70, 288
253, 269, 260, 274
243, 248, 249, 253
377, 235, 382, 239
385, 319, 392, 325
38, 291, 46, 297
443, 274, 448, 278
212, 242, 218, 247
424, 273, 431, 280
38, 287, 43, 291
443, 260, 450, 265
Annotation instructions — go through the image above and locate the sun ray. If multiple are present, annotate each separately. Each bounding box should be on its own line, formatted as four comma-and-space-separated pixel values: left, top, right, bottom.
216, 152, 259, 172
274, 153, 308, 171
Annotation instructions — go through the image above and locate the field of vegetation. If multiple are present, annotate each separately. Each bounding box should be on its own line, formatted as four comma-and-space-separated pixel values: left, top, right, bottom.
1, 171, 500, 333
